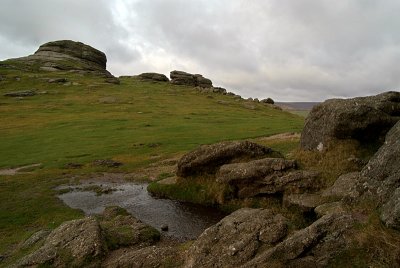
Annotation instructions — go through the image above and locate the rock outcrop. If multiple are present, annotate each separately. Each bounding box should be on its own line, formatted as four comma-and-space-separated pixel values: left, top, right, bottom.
16, 217, 105, 267
185, 208, 288, 267
300, 91, 400, 150
176, 141, 274, 177
177, 141, 319, 199
137, 72, 169, 82
170, 70, 213, 88
7, 40, 114, 77
15, 206, 160, 267
185, 208, 355, 268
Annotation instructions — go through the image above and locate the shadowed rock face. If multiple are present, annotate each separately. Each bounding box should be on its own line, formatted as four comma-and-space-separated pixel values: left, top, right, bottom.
9, 40, 113, 77
300, 91, 400, 150
323, 121, 400, 230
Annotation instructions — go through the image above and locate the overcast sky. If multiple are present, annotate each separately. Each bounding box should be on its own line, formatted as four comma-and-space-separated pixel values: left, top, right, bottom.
1, 0, 399, 101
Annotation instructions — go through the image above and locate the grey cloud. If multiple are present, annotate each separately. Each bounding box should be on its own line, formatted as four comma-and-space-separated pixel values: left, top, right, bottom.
1, 0, 399, 101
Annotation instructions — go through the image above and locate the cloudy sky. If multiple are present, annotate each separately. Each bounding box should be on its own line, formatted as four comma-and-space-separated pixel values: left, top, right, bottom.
1, 0, 399, 101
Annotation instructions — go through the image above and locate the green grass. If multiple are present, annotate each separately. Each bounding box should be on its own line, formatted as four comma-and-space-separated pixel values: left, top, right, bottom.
0, 65, 304, 264
0, 69, 303, 169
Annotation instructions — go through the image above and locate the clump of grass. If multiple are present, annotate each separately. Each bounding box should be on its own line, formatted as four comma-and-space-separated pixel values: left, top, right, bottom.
148, 175, 233, 206
292, 139, 374, 187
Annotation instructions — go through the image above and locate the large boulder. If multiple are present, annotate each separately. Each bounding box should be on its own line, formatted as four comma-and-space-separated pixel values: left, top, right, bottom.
300, 91, 400, 150
16, 217, 105, 267
6, 40, 113, 77
137, 72, 169, 82
176, 141, 274, 177
185, 208, 288, 268
170, 70, 213, 88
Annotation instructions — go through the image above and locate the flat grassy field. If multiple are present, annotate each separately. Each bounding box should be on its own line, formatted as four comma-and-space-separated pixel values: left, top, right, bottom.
0, 66, 304, 264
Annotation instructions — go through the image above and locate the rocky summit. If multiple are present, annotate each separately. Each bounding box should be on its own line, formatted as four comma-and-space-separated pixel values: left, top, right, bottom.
5, 40, 114, 77
300, 91, 400, 150
170, 70, 213, 88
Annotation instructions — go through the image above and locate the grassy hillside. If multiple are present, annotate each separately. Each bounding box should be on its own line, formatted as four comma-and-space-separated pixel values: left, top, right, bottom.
0, 68, 303, 169
0, 65, 304, 264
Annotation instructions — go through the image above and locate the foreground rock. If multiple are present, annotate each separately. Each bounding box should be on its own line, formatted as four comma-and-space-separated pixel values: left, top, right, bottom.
185, 208, 355, 268
103, 246, 181, 268
300, 91, 400, 150
242, 213, 355, 268
137, 72, 169, 82
177, 141, 274, 177
216, 158, 319, 198
185, 208, 288, 267
6, 40, 114, 77
15, 206, 160, 267
170, 70, 213, 88
16, 217, 105, 267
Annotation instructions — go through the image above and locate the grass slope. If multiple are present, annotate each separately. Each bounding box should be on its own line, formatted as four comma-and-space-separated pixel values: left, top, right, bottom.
0, 65, 304, 264
0, 68, 303, 169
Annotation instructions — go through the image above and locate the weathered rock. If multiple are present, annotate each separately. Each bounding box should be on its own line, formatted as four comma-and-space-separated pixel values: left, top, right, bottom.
213, 87, 227, 94
261, 98, 274, 104
194, 74, 212, 88
4, 90, 36, 97
315, 202, 346, 218
361, 120, 400, 185
170, 70, 213, 88
242, 213, 355, 268
103, 246, 181, 268
237, 170, 320, 198
100, 206, 160, 249
283, 193, 324, 213
48, 78, 67, 83
185, 208, 288, 268
20, 230, 51, 249
92, 159, 123, 167
356, 121, 400, 229
8, 40, 114, 77
16, 217, 105, 267
217, 158, 296, 183
380, 187, 400, 229
137, 72, 169, 82
177, 141, 273, 177
322, 172, 360, 199
300, 91, 400, 150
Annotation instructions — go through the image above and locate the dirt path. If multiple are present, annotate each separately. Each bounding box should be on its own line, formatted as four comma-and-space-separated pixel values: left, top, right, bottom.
0, 163, 42, 176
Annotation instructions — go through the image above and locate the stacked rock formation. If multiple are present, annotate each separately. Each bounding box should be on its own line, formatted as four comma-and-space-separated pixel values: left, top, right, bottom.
9, 40, 114, 77
177, 141, 319, 199
170, 70, 213, 88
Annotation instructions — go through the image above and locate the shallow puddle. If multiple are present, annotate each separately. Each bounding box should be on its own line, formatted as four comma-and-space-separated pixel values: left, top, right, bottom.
58, 181, 226, 240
